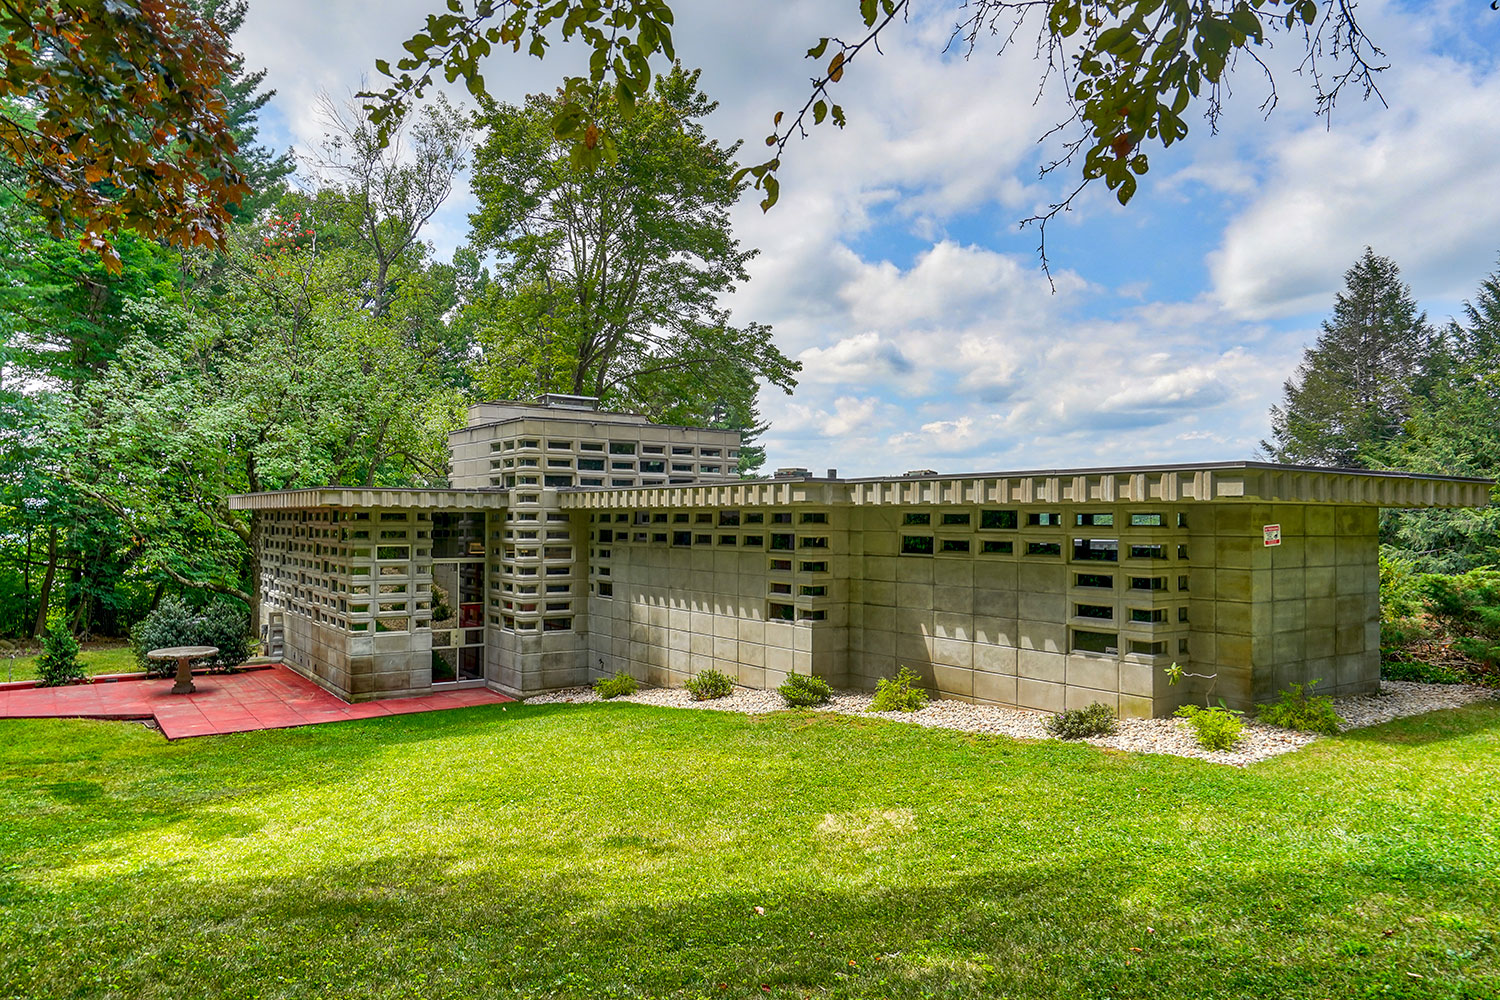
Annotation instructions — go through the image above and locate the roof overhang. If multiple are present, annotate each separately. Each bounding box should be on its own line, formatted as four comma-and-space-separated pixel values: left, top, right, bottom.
227, 488, 508, 512
558, 463, 1492, 511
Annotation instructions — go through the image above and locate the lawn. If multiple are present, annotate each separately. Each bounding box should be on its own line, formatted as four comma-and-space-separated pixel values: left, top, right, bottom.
0, 644, 140, 684
1, 701, 1497, 1000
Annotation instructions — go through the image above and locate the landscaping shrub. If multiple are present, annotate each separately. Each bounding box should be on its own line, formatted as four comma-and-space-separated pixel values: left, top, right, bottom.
1257, 681, 1343, 735
197, 601, 253, 669
1381, 658, 1465, 685
1420, 569, 1500, 666
684, 668, 734, 701
1045, 702, 1118, 739
132, 597, 198, 676
131, 597, 252, 675
35, 614, 85, 687
593, 672, 639, 699
1175, 703, 1245, 751
868, 665, 928, 713
778, 672, 832, 708
1378, 558, 1500, 687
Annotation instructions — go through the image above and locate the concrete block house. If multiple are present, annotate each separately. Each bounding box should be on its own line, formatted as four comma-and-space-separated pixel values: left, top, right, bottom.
229, 395, 1489, 717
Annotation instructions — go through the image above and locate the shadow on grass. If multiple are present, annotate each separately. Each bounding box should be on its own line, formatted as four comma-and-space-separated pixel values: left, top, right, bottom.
1, 849, 1491, 1000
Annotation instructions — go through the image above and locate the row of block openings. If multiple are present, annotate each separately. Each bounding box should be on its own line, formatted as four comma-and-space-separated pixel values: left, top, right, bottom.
588, 509, 832, 623
488, 438, 737, 488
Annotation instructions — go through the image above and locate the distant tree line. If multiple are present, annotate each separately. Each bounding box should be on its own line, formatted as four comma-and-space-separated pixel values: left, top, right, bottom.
1262, 248, 1500, 573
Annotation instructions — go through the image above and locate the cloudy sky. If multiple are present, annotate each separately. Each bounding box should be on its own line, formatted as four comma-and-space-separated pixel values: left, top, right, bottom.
236, 0, 1500, 477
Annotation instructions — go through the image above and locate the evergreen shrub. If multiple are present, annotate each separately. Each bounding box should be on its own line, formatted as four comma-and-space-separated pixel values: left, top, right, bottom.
684, 668, 734, 701
36, 614, 85, 687
1045, 702, 1118, 739
778, 672, 832, 707
593, 672, 639, 699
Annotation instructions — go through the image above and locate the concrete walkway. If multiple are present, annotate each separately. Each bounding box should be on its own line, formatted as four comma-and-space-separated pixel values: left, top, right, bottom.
0, 664, 511, 739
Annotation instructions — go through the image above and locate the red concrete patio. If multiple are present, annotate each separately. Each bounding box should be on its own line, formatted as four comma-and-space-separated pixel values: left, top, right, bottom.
0, 665, 512, 739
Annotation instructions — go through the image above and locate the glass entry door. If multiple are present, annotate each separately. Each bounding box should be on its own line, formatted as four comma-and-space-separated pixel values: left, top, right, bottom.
430, 513, 487, 686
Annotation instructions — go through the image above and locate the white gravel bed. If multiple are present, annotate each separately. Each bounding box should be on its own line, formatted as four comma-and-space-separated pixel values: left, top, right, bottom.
523, 680, 1497, 766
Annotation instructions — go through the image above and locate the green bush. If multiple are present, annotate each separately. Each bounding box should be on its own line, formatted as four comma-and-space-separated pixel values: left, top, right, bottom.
593, 672, 639, 699
1045, 702, 1118, 739
684, 668, 734, 701
131, 597, 252, 676
778, 672, 832, 708
1421, 569, 1500, 666
35, 615, 85, 687
869, 665, 928, 713
1381, 657, 1465, 685
197, 600, 253, 668
1175, 703, 1245, 751
1257, 680, 1343, 735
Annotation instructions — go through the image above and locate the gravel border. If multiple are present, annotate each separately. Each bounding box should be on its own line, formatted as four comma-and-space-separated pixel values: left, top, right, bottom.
524, 680, 1497, 766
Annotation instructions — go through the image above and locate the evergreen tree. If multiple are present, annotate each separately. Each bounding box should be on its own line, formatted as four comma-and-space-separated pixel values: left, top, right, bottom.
194, 0, 295, 219
1382, 260, 1500, 573
1262, 248, 1435, 467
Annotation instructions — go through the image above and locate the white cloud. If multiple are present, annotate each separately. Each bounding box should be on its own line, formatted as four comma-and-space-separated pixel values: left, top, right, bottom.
1207, 8, 1500, 318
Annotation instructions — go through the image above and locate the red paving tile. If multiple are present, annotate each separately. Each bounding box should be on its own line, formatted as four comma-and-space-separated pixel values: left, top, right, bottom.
0, 664, 512, 739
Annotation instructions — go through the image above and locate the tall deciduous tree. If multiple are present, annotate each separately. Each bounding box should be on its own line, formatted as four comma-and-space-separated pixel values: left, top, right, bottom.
1261, 248, 1435, 468
464, 67, 797, 464
0, 0, 248, 269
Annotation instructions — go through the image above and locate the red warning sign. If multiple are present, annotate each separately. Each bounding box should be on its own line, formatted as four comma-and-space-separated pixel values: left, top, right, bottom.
1263, 524, 1282, 547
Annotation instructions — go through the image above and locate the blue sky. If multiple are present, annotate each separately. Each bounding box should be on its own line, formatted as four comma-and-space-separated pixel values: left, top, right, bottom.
236, 0, 1500, 477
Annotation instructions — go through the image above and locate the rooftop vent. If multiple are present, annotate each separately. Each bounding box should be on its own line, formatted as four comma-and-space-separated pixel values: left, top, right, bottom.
534, 393, 600, 410
774, 467, 811, 479
902, 469, 938, 477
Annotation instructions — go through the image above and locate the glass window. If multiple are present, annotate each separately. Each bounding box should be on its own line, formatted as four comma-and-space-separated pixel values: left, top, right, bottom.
941, 512, 971, 526
1076, 604, 1113, 620
1028, 512, 1062, 526
1076, 513, 1114, 526
1129, 513, 1163, 527
1026, 541, 1062, 556
980, 540, 1013, 554
1072, 538, 1119, 562
939, 538, 970, 553
1130, 544, 1166, 559
1075, 573, 1113, 588
903, 512, 931, 526
1130, 607, 1167, 623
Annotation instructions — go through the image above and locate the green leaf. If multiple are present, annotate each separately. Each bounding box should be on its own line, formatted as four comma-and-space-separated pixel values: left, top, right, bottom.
812, 100, 827, 124
806, 37, 829, 59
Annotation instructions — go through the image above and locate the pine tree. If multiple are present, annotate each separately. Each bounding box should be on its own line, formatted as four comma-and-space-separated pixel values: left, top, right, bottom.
1262, 248, 1435, 467
195, 0, 295, 219
1381, 260, 1500, 572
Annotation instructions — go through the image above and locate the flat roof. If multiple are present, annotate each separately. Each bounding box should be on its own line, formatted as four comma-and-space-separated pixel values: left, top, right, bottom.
229, 462, 1493, 512
228, 488, 508, 511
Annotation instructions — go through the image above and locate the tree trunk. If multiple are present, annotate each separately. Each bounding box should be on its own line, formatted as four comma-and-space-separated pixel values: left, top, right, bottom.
32, 527, 58, 638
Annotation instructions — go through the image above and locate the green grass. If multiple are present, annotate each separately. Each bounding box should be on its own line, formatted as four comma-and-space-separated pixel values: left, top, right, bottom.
1, 701, 1497, 999
0, 644, 139, 684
